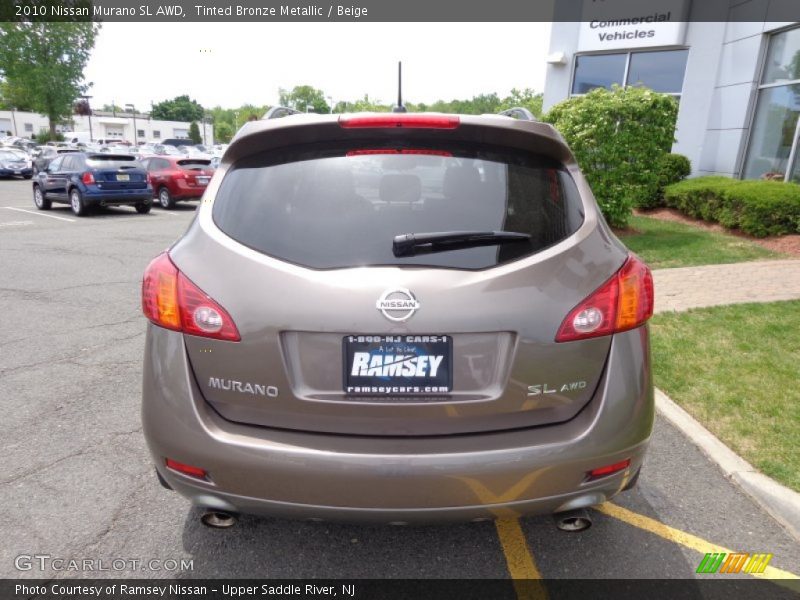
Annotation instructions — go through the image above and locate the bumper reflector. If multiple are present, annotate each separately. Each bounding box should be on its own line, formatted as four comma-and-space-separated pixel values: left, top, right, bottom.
165, 458, 208, 480
587, 458, 631, 480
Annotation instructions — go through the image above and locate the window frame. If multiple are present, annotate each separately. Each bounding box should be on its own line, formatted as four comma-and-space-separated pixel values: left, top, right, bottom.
742, 25, 800, 182
569, 46, 690, 99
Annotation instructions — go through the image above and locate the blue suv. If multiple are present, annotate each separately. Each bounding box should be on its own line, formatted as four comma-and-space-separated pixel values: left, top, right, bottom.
32, 152, 153, 216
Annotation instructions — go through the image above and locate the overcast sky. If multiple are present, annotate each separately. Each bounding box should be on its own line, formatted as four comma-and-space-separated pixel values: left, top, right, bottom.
83, 23, 552, 110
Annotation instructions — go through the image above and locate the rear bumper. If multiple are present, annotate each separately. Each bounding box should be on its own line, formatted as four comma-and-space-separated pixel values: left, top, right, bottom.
142, 326, 654, 523
84, 187, 153, 205
173, 180, 206, 200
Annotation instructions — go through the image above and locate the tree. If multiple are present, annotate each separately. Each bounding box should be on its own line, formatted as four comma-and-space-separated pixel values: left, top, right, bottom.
0, 22, 99, 139
189, 121, 202, 144
151, 95, 204, 122
278, 85, 330, 113
101, 103, 122, 114
499, 88, 543, 118
215, 122, 234, 143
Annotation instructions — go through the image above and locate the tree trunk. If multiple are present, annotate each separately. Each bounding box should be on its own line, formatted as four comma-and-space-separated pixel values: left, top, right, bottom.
49, 118, 57, 140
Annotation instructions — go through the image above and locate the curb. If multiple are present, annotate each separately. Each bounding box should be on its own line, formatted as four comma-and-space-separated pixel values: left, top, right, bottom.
655, 388, 800, 542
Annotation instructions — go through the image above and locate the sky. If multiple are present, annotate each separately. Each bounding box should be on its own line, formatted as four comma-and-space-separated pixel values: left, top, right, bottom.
83, 23, 552, 110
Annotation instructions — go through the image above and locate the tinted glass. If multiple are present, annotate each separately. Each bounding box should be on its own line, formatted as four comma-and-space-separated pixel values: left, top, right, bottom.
572, 53, 626, 94
177, 159, 211, 168
213, 144, 585, 270
48, 157, 63, 171
743, 85, 800, 180
763, 27, 800, 84
86, 155, 143, 170
61, 155, 80, 171
627, 50, 689, 93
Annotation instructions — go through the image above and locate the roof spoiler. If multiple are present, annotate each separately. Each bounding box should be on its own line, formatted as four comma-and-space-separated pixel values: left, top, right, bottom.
497, 107, 537, 121
262, 106, 302, 120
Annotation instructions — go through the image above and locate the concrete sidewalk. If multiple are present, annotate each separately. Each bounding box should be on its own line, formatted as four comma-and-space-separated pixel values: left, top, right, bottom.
653, 259, 800, 313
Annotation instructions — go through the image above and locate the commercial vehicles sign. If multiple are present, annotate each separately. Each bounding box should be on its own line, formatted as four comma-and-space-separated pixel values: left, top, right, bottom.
578, 0, 688, 52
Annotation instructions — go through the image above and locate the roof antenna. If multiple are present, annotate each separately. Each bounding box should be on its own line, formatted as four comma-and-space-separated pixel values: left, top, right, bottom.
392, 61, 407, 113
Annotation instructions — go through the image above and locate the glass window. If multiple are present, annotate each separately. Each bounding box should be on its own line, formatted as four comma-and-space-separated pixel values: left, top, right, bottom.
137, 129, 145, 138
213, 143, 584, 270
762, 27, 800, 85
627, 50, 689, 93
48, 156, 63, 171
744, 86, 800, 180
152, 130, 161, 138
572, 54, 626, 94
24, 123, 33, 132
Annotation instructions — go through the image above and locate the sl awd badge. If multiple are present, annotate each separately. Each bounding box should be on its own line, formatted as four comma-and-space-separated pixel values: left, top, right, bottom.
376, 288, 420, 322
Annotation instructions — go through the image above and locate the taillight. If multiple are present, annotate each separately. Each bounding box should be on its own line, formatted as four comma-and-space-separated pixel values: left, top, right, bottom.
339, 114, 460, 129
142, 252, 240, 341
555, 255, 654, 343
82, 171, 95, 184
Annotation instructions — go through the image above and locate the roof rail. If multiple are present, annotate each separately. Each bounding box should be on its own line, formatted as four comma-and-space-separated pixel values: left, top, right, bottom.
497, 107, 537, 121
262, 106, 302, 120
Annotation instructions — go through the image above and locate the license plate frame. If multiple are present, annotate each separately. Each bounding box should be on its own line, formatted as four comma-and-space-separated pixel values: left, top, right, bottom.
116, 173, 130, 182
342, 334, 453, 395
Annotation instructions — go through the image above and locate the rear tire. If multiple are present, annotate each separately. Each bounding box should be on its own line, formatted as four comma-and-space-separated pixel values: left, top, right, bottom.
135, 201, 152, 214
69, 188, 88, 217
158, 187, 175, 209
33, 185, 51, 210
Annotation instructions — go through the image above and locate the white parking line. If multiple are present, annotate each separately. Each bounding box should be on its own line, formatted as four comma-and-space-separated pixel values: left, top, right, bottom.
3, 207, 76, 222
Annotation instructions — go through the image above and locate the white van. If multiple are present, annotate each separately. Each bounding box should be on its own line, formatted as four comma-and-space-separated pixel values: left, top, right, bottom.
60, 131, 92, 145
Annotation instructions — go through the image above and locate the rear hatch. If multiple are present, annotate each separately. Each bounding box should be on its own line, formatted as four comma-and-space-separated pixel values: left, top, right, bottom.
177, 158, 214, 188
87, 154, 148, 189
170, 115, 628, 436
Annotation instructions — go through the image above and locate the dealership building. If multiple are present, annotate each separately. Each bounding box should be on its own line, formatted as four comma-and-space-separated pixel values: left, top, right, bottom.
0, 109, 214, 145
544, 0, 800, 182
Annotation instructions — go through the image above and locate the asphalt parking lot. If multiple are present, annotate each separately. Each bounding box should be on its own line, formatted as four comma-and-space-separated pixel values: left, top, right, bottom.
0, 177, 798, 591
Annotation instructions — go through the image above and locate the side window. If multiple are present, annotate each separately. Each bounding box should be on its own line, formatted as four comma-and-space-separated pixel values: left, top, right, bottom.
48, 156, 63, 172
157, 159, 170, 170
61, 156, 76, 171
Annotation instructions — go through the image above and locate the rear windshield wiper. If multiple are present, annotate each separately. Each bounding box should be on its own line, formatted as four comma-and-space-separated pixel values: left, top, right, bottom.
393, 230, 531, 257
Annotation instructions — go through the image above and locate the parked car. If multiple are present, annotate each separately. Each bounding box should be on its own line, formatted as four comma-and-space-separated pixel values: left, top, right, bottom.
32, 147, 79, 174
153, 144, 184, 156
32, 152, 153, 216
160, 138, 194, 148
141, 111, 655, 525
0, 148, 33, 179
141, 156, 214, 208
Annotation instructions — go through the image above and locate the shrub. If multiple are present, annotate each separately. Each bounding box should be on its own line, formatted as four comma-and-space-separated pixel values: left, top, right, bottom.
638, 153, 691, 209
664, 177, 800, 237
543, 85, 678, 227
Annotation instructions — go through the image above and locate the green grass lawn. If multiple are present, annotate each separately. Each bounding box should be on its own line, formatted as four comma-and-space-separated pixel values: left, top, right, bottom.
651, 301, 800, 492
619, 215, 779, 269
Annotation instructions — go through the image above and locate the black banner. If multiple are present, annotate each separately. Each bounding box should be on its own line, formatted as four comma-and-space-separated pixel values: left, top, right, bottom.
2, 0, 800, 23
2, 579, 799, 600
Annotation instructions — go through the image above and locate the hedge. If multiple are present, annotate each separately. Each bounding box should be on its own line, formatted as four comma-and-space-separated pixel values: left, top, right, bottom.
663, 176, 800, 237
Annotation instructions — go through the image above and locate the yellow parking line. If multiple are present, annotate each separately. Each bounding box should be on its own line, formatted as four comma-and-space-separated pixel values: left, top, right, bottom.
597, 502, 800, 590
495, 518, 548, 600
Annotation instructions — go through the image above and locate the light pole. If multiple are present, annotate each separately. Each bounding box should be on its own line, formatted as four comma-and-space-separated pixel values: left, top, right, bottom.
10, 107, 17, 136
125, 103, 137, 145
80, 94, 93, 142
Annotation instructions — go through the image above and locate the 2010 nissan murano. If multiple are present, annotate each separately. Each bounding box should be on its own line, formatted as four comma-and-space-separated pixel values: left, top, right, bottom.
141, 110, 655, 526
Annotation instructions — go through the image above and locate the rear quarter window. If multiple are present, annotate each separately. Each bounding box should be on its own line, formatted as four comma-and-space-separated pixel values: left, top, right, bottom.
212, 142, 585, 270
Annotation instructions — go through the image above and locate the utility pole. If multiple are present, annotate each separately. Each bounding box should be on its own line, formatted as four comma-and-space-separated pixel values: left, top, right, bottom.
80, 94, 93, 141
125, 104, 137, 145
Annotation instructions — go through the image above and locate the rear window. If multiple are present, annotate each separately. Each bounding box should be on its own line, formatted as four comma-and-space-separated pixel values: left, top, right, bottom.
86, 155, 143, 169
177, 159, 211, 168
212, 143, 585, 270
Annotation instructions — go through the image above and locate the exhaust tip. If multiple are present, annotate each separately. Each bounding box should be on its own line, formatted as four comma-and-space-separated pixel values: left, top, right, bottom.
200, 510, 238, 529
554, 508, 592, 532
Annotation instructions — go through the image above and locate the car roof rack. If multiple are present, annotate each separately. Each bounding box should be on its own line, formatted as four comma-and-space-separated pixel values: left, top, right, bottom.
497, 107, 537, 121
262, 106, 303, 120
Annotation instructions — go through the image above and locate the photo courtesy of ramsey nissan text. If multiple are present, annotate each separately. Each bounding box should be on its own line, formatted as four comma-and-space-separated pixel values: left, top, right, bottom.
1, 1, 800, 599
